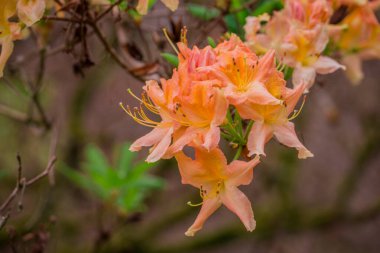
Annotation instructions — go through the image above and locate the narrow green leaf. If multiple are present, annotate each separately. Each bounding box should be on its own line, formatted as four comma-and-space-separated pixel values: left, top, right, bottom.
186, 3, 221, 21
207, 37, 217, 48
252, 0, 284, 16
117, 143, 136, 178
84, 145, 109, 176
161, 53, 179, 67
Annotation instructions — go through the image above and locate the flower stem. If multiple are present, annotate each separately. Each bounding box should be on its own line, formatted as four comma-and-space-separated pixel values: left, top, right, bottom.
233, 145, 243, 160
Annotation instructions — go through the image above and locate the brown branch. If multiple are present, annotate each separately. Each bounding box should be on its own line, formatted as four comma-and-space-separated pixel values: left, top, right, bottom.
0, 156, 57, 215
95, 0, 123, 22
0, 103, 28, 122
89, 22, 144, 81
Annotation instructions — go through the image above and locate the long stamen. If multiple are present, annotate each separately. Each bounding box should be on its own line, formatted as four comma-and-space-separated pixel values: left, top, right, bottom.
119, 102, 158, 127
127, 88, 160, 115
163, 28, 180, 55
288, 95, 307, 121
187, 201, 203, 207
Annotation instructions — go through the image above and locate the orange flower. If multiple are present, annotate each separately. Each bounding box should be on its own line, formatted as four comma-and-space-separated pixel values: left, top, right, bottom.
124, 45, 228, 162
244, 0, 344, 90
201, 35, 282, 106
17, 0, 46, 27
237, 81, 313, 159
331, 5, 380, 84
175, 148, 260, 236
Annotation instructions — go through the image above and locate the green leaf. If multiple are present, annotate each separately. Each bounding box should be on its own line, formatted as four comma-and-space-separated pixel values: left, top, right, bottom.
117, 143, 136, 179
161, 53, 179, 67
207, 37, 217, 48
252, 0, 284, 16
61, 143, 165, 214
283, 66, 294, 81
231, 0, 249, 25
60, 164, 108, 199
85, 145, 109, 176
186, 3, 221, 21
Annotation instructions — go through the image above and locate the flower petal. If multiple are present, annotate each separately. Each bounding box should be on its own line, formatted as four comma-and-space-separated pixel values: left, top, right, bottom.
247, 121, 273, 157
221, 186, 256, 232
175, 151, 205, 188
313, 56, 345, 75
292, 66, 316, 91
136, 0, 149, 15
247, 82, 281, 105
226, 156, 260, 186
130, 126, 173, 162
17, 0, 45, 27
284, 82, 306, 115
202, 125, 220, 151
341, 55, 363, 85
161, 0, 179, 11
0, 36, 14, 78
273, 122, 313, 159
185, 198, 222, 236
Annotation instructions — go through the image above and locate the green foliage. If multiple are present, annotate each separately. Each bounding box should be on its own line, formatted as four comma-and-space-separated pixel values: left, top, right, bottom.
60, 143, 164, 214
186, 3, 221, 21
252, 0, 284, 16
161, 53, 179, 67
207, 36, 217, 48
283, 66, 294, 81
224, 0, 284, 37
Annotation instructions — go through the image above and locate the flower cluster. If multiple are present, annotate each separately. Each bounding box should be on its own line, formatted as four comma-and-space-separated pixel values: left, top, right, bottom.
123, 32, 312, 236
330, 0, 380, 84
244, 0, 380, 87
0, 0, 46, 77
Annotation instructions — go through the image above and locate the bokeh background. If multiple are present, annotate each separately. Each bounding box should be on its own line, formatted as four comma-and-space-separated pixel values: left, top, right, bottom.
1, 1, 380, 252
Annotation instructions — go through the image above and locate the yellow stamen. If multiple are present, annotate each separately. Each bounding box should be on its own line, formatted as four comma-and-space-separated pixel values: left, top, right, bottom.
163, 28, 180, 55
288, 95, 307, 121
127, 88, 159, 114
119, 102, 159, 127
187, 201, 203, 207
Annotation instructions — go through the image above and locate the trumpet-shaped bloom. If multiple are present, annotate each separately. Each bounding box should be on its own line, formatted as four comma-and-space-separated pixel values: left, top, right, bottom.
126, 44, 228, 162
331, 5, 380, 84
245, 0, 344, 90
175, 148, 260, 236
137, 0, 178, 15
201, 35, 282, 105
237, 80, 313, 159
17, 0, 46, 26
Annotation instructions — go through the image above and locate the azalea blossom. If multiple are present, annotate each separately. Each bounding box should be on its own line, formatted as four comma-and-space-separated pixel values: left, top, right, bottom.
17, 0, 46, 27
202, 35, 283, 106
244, 0, 344, 90
175, 148, 260, 236
330, 4, 380, 84
124, 44, 228, 162
136, 0, 179, 15
236, 80, 313, 159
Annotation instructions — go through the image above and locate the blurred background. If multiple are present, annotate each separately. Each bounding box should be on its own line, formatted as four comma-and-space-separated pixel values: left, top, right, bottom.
1, 0, 380, 252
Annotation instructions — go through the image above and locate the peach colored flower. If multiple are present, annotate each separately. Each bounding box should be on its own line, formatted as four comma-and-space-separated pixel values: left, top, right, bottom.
175, 148, 260, 236
331, 5, 380, 84
17, 0, 46, 27
124, 45, 227, 162
136, 0, 178, 15
237, 81, 313, 159
201, 35, 282, 106
0, 0, 19, 77
244, 0, 344, 90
